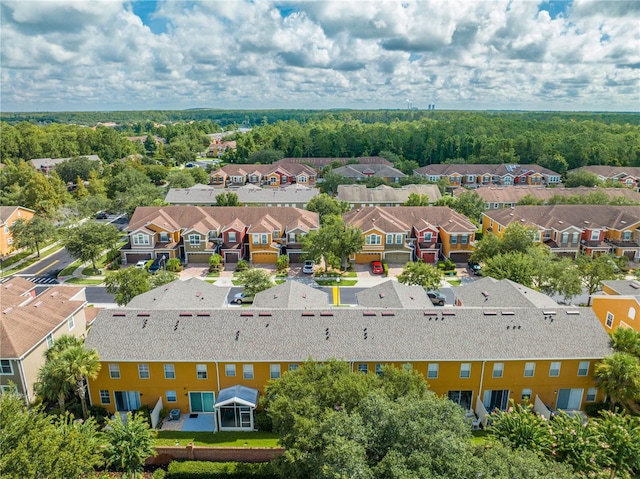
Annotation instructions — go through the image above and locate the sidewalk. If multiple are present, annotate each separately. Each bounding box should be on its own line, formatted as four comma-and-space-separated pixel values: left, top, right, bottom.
1, 241, 64, 275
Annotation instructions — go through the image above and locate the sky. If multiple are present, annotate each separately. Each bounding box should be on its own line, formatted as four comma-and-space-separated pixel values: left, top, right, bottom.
1, 0, 639, 112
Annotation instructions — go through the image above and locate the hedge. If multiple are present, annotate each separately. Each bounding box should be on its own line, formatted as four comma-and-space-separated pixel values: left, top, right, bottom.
166, 461, 278, 479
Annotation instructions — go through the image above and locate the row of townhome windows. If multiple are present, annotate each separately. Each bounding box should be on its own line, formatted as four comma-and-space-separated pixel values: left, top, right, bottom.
366, 232, 437, 245
356, 361, 590, 378
107, 363, 300, 381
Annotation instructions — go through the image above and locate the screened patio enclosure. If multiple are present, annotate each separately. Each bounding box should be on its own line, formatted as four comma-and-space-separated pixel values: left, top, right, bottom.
214, 385, 259, 432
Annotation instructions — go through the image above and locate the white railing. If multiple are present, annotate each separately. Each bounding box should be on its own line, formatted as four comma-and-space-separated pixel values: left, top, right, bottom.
534, 395, 552, 420
475, 396, 489, 427
151, 397, 163, 429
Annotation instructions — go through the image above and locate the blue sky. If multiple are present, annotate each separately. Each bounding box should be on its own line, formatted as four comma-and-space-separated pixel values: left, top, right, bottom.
1, 0, 638, 112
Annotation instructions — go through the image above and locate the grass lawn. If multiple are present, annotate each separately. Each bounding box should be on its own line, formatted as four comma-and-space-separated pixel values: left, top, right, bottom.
156, 431, 281, 447
446, 278, 462, 286
64, 278, 104, 285
1, 245, 62, 277
204, 279, 216, 284
470, 430, 491, 445
275, 279, 286, 285
58, 260, 82, 277
81, 267, 103, 276
231, 279, 243, 286
207, 272, 220, 277
315, 279, 358, 286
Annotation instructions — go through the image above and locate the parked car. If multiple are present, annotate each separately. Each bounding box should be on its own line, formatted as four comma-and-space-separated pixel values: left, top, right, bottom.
185, 163, 196, 168
468, 261, 482, 275
135, 260, 147, 269
427, 291, 446, 306
95, 211, 109, 219
370, 261, 384, 275
148, 258, 162, 274
233, 292, 254, 304
302, 260, 315, 274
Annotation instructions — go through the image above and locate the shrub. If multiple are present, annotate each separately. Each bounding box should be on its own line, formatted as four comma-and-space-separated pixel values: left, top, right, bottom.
106, 259, 120, 270
209, 253, 223, 273
438, 259, 456, 271
382, 260, 389, 277
166, 258, 183, 272
254, 410, 273, 432
166, 461, 278, 479
235, 259, 249, 272
152, 469, 167, 479
135, 404, 152, 427
276, 255, 289, 273
584, 401, 610, 417
88, 405, 110, 426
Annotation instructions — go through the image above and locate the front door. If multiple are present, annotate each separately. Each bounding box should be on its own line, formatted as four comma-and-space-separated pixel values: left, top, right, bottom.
556, 389, 583, 410
114, 391, 141, 412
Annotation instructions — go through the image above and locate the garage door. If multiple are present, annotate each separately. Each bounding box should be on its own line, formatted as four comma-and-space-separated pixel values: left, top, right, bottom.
224, 252, 239, 263
288, 252, 303, 264
187, 253, 211, 264
355, 252, 382, 264
449, 252, 471, 263
252, 252, 278, 264
124, 253, 152, 265
623, 251, 636, 261
384, 252, 410, 263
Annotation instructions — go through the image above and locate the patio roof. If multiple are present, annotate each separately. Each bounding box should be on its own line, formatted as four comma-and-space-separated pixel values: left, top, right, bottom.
215, 385, 259, 408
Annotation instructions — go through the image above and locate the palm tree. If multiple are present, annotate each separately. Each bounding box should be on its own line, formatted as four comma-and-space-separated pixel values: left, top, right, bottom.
594, 352, 640, 411
610, 328, 640, 358
34, 358, 73, 412
44, 334, 84, 362
60, 345, 101, 420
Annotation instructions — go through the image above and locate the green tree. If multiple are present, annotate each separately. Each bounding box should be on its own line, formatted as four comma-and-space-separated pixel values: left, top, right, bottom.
396, 260, 443, 291
87, 169, 107, 197
302, 215, 363, 270
394, 159, 419, 175
9, 216, 56, 257
215, 192, 240, 206
403, 193, 431, 206
610, 327, 640, 358
276, 254, 289, 273
103, 412, 157, 479
0, 391, 103, 479
143, 134, 157, 155
517, 194, 545, 206
34, 358, 74, 413
306, 193, 350, 222
596, 411, 640, 479
105, 268, 153, 306
564, 170, 601, 188
319, 170, 350, 195
535, 256, 583, 303
58, 344, 101, 420
453, 190, 486, 222
187, 165, 209, 184
433, 194, 458, 208
489, 400, 550, 454
55, 156, 101, 184
112, 182, 163, 217
21, 173, 67, 218
64, 222, 121, 271
145, 164, 169, 185
482, 251, 538, 288
236, 267, 274, 296
548, 412, 603, 475
248, 148, 284, 164
594, 352, 640, 411
167, 170, 196, 188
576, 254, 620, 305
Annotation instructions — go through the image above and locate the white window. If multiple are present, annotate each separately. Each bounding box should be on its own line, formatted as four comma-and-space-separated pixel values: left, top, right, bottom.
252, 234, 260, 244
493, 203, 499, 209
288, 232, 297, 242
0, 360, 13, 375
629, 307, 636, 320
427, 363, 439, 379
461, 235, 469, 245
159, 232, 169, 242
606, 312, 614, 328
396, 234, 403, 244
561, 232, 569, 244
572, 232, 579, 244
273, 230, 279, 239
522, 388, 532, 401
138, 364, 150, 379
164, 364, 175, 379
261, 234, 268, 244
228, 232, 237, 242
100, 390, 111, 404
109, 364, 120, 379
299, 176, 307, 183
188, 234, 201, 246
375, 364, 384, 376
586, 388, 597, 402
460, 363, 471, 378
365, 234, 381, 245
223, 365, 235, 378
270, 364, 281, 379
590, 230, 599, 241
386, 234, 394, 245
493, 363, 504, 378
166, 390, 177, 402
467, 175, 475, 182
577, 361, 590, 377
132, 233, 150, 246
451, 235, 458, 245
196, 364, 208, 379
243, 364, 254, 379
67, 315, 75, 330
288, 364, 299, 372
423, 232, 433, 242
357, 364, 368, 373
6, 237, 12, 245
549, 362, 561, 377
524, 362, 535, 377
622, 231, 632, 241
46, 334, 54, 349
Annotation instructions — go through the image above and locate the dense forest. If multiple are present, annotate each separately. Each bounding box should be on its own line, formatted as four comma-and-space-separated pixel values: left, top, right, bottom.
1, 110, 639, 171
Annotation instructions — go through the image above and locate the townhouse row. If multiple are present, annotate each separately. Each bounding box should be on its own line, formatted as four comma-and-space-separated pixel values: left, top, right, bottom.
84, 279, 612, 431
414, 163, 562, 187
482, 205, 640, 260
120, 205, 477, 266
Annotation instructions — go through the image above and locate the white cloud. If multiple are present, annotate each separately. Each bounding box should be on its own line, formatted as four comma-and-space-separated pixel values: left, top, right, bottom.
0, 0, 638, 111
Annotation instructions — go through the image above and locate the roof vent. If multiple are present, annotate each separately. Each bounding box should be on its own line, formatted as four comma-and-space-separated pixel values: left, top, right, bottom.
179, 312, 193, 317
483, 311, 497, 316
320, 311, 333, 317
501, 311, 515, 316
481, 291, 490, 298
301, 312, 315, 317
424, 311, 438, 316
2, 307, 13, 314
174, 320, 180, 331
363, 328, 368, 340
142, 319, 148, 329
566, 310, 580, 315
629, 283, 639, 290
543, 311, 557, 316
379, 292, 385, 298
240, 312, 254, 317
137, 312, 150, 317
442, 311, 455, 316
381, 311, 395, 317
197, 312, 210, 317
363, 311, 376, 317
259, 312, 272, 317
325, 327, 330, 340
34, 301, 43, 307
113, 312, 126, 317
235, 330, 240, 341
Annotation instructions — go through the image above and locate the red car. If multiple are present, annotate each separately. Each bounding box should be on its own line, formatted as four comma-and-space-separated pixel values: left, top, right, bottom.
370, 261, 384, 275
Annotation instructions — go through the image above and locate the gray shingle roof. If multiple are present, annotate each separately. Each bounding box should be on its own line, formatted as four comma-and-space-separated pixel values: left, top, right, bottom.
461, 186, 640, 205
356, 281, 433, 308
337, 184, 441, 204
165, 184, 319, 205
571, 165, 640, 179
415, 163, 560, 177
85, 306, 612, 363
453, 277, 560, 308
125, 278, 229, 309
600, 280, 640, 296
333, 164, 407, 179
252, 280, 330, 309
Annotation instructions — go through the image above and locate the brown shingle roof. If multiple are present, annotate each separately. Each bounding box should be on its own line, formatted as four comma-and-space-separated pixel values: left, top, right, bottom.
463, 186, 640, 205
274, 157, 392, 167
343, 206, 476, 234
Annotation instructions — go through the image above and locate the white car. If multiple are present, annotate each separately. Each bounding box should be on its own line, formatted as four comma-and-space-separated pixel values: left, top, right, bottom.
302, 260, 315, 274
135, 260, 147, 269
